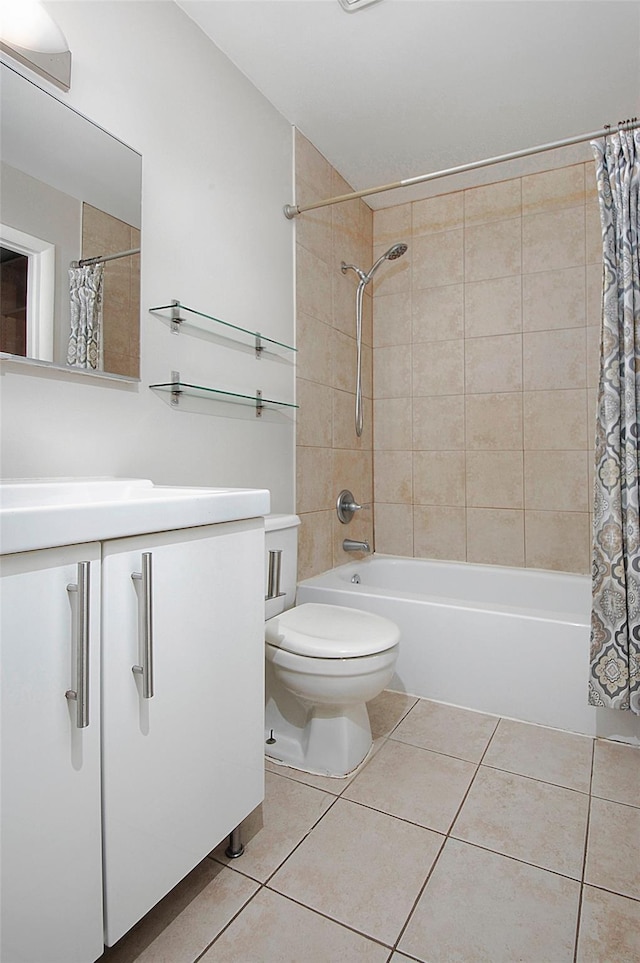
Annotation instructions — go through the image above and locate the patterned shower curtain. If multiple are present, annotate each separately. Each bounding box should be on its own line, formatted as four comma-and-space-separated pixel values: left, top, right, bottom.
589, 128, 640, 715
67, 263, 104, 369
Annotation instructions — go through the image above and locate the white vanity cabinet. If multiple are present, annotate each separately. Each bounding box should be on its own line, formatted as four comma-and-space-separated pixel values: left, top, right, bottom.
0, 543, 104, 963
101, 519, 264, 945
1, 510, 265, 962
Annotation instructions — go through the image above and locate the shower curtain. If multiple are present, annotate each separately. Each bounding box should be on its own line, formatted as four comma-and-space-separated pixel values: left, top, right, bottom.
589, 128, 640, 715
67, 263, 104, 369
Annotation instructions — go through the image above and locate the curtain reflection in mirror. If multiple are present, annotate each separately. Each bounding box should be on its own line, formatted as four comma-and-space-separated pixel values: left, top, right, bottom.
67, 263, 103, 369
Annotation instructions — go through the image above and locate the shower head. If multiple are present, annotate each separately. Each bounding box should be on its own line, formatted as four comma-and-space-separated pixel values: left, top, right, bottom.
364, 242, 408, 282
340, 242, 408, 286
385, 243, 408, 261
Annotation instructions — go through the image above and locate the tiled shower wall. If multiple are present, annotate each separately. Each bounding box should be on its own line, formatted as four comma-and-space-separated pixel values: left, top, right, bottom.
371, 163, 601, 574
295, 132, 374, 579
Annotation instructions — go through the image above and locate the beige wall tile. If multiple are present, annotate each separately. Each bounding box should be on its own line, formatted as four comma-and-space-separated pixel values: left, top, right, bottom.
413, 451, 465, 506
373, 203, 412, 248
333, 448, 373, 504
374, 344, 412, 399
524, 450, 589, 512
296, 446, 333, 513
334, 197, 367, 272
296, 378, 333, 448
333, 269, 358, 338
296, 312, 332, 385
413, 339, 464, 396
361, 342, 373, 399
523, 328, 586, 390
413, 230, 463, 290
373, 503, 414, 556
295, 130, 332, 198
414, 505, 466, 561
373, 397, 412, 450
332, 328, 357, 393
522, 266, 586, 331
465, 218, 522, 282
295, 176, 333, 264
412, 284, 464, 343
297, 510, 333, 580
466, 508, 525, 567
373, 291, 412, 347
464, 276, 522, 338
412, 192, 463, 236
465, 334, 522, 394
525, 510, 591, 573
375, 449, 413, 503
523, 389, 588, 450
466, 450, 524, 509
523, 208, 585, 273
297, 244, 332, 325
522, 165, 585, 215
464, 179, 522, 226
413, 395, 465, 450
333, 388, 372, 450
465, 392, 523, 450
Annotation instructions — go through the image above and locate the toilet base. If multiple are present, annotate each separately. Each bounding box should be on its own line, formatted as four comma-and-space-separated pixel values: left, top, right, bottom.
265, 695, 373, 778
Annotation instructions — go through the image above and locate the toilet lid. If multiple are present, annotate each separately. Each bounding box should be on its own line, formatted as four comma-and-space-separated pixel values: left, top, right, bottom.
265, 603, 400, 658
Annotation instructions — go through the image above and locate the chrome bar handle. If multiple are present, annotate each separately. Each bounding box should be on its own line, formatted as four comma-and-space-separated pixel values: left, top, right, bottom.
266, 549, 285, 600
66, 561, 91, 728
132, 552, 154, 699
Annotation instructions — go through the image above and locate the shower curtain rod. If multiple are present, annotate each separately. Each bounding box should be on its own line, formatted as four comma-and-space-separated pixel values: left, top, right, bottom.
76, 247, 140, 267
283, 118, 640, 218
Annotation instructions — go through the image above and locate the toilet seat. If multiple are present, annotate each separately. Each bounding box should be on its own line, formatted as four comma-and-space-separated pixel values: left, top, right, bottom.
265, 602, 400, 659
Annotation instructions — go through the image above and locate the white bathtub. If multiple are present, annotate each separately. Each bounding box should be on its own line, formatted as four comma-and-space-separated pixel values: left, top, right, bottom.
297, 555, 620, 739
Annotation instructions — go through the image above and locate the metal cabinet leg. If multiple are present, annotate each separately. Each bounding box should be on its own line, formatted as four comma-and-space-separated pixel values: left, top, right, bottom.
225, 825, 244, 858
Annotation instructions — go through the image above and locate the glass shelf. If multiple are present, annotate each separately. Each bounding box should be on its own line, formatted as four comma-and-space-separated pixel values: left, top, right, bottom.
149, 300, 296, 358
150, 374, 298, 418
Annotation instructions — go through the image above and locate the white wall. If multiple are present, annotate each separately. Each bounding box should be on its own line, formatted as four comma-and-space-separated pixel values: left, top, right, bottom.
0, 1, 295, 512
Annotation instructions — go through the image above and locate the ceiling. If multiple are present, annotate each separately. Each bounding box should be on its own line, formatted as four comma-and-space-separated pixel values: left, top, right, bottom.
177, 1, 640, 208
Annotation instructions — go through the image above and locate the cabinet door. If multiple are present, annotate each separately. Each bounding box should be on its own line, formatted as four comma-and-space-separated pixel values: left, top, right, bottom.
102, 519, 264, 945
1, 544, 103, 963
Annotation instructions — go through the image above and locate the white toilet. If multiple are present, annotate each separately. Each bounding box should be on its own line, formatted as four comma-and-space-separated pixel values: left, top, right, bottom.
264, 514, 400, 777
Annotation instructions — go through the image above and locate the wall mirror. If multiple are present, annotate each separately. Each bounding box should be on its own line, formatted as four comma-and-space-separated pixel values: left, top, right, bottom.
0, 63, 142, 379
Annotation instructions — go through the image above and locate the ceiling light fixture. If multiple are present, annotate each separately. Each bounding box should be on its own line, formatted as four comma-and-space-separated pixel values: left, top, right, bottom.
0, 0, 71, 90
337, 0, 384, 13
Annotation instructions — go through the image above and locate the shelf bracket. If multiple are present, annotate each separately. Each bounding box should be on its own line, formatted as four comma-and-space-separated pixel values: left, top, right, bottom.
256, 389, 263, 418
171, 370, 181, 406
171, 300, 182, 334
255, 332, 263, 359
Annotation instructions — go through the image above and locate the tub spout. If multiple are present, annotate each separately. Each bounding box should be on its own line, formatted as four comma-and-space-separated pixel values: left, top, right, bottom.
343, 538, 370, 553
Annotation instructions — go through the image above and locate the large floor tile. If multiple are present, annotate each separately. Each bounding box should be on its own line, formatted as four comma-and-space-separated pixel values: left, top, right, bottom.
368, 689, 418, 739
575, 885, 640, 963
452, 766, 589, 878
398, 838, 580, 963
483, 717, 593, 792
591, 739, 640, 808
391, 699, 498, 763
99, 860, 258, 963
269, 797, 444, 946
200, 888, 390, 962
211, 771, 335, 882
584, 797, 640, 900
343, 739, 476, 833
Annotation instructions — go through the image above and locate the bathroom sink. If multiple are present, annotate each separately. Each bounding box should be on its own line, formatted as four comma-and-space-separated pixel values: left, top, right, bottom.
0, 478, 270, 554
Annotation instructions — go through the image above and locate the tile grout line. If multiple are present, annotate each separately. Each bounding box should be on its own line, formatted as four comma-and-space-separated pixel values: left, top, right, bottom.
388, 713, 502, 956
572, 735, 596, 963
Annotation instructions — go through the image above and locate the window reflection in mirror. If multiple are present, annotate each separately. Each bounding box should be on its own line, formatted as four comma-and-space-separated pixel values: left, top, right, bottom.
0, 63, 142, 379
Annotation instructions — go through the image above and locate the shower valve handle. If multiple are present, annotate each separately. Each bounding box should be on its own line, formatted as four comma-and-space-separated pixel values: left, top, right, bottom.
337, 490, 362, 524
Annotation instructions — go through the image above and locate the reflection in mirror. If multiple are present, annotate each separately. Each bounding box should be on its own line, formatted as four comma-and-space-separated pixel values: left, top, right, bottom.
0, 63, 142, 379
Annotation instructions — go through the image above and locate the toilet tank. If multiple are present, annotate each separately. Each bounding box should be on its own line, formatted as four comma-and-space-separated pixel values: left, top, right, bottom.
264, 514, 300, 619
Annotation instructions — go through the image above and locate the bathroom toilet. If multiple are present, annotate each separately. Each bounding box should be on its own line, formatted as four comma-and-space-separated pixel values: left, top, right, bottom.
264, 514, 400, 777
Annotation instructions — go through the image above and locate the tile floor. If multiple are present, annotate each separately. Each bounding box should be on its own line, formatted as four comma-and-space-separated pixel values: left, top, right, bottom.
100, 692, 640, 963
